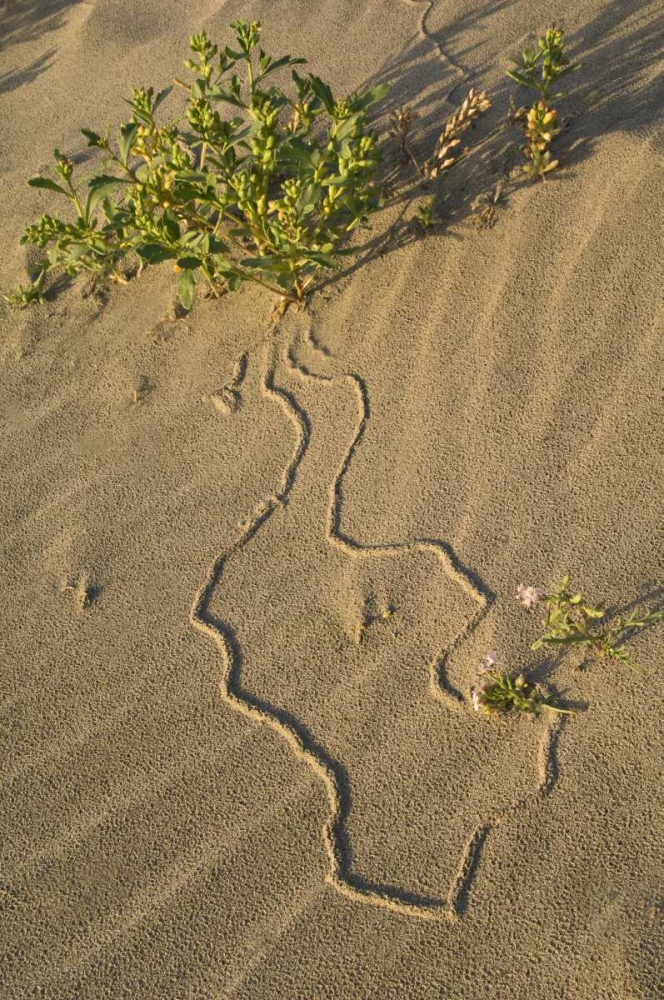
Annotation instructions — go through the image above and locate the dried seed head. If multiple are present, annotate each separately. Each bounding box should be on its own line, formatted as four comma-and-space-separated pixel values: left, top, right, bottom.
424, 89, 491, 179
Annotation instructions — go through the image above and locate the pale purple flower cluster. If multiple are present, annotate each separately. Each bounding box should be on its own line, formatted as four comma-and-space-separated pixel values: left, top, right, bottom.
473, 653, 499, 711
479, 651, 498, 673
516, 583, 546, 609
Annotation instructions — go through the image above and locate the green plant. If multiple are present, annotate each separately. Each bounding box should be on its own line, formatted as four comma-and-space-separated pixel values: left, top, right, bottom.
8, 20, 389, 314
520, 101, 560, 179
471, 653, 571, 716
416, 196, 438, 229
507, 26, 581, 103
507, 27, 581, 180
1, 267, 46, 307
519, 577, 662, 667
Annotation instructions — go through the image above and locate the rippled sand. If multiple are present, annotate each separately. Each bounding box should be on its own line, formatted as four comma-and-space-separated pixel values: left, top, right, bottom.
0, 1, 662, 997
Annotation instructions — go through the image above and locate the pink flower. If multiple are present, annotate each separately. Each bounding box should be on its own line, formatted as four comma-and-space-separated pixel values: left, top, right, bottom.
479, 652, 498, 673
516, 583, 546, 609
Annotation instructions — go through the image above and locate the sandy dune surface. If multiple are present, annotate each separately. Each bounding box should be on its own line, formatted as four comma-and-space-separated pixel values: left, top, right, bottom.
0, 1, 662, 997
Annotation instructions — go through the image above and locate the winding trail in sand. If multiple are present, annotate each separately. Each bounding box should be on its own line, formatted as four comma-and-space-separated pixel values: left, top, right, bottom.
189, 325, 564, 921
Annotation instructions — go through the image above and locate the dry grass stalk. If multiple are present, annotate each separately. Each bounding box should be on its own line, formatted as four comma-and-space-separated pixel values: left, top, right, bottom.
388, 105, 420, 167
424, 89, 491, 179
471, 182, 504, 229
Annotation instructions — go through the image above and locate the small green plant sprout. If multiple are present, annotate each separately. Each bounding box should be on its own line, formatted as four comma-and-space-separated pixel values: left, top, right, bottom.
423, 89, 491, 180
8, 20, 390, 316
520, 576, 663, 667
471, 653, 571, 716
416, 196, 439, 230
507, 26, 581, 180
1, 267, 46, 307
507, 27, 581, 103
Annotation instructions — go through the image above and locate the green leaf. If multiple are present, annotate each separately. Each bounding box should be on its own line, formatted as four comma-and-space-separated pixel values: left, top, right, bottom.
125, 102, 153, 127
102, 198, 129, 225
297, 182, 321, 211
301, 251, 338, 269
175, 170, 212, 184
258, 53, 307, 82
136, 244, 177, 264
543, 635, 591, 646
177, 269, 196, 310
352, 82, 390, 111
134, 163, 150, 183
334, 114, 361, 141
27, 177, 68, 196
240, 255, 283, 270
118, 123, 139, 166
163, 214, 181, 241
506, 69, 538, 89
81, 128, 103, 147
226, 273, 243, 292
279, 139, 315, 167
309, 74, 334, 114
207, 88, 246, 109
176, 256, 201, 270
86, 175, 124, 218
320, 174, 354, 187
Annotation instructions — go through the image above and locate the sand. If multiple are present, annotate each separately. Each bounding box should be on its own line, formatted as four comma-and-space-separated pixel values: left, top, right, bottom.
1, 1, 662, 997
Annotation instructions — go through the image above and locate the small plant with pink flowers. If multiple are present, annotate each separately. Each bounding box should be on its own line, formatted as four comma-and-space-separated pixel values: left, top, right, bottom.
471, 653, 571, 717
518, 575, 662, 668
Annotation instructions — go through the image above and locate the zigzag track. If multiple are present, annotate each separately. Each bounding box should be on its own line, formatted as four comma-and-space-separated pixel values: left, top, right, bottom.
401, 0, 469, 103
189, 326, 564, 921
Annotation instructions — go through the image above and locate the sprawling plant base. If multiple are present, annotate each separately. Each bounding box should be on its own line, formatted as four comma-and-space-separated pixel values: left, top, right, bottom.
8, 20, 388, 313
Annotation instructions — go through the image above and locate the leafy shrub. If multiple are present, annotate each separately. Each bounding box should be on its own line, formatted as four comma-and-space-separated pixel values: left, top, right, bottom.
6, 20, 389, 313
6, 22, 589, 312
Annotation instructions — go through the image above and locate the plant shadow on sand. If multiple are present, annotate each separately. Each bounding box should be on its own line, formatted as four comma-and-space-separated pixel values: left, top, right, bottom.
317, 0, 664, 289
0, 0, 82, 92
527, 582, 663, 688
0, 0, 80, 46
0, 47, 57, 93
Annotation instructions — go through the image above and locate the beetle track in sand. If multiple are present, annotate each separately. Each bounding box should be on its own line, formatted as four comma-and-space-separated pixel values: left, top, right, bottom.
189, 327, 563, 921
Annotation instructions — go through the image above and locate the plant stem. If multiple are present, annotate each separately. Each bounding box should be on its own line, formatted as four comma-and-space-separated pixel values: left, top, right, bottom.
235, 267, 298, 301
67, 180, 85, 220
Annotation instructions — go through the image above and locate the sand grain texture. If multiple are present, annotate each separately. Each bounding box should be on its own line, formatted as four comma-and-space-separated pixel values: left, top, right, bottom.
1, 1, 663, 998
